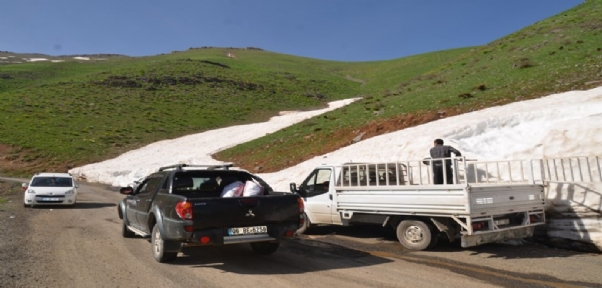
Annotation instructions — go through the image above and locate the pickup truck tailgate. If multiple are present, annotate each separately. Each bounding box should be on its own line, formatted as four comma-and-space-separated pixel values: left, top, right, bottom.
469, 184, 545, 216
189, 194, 300, 230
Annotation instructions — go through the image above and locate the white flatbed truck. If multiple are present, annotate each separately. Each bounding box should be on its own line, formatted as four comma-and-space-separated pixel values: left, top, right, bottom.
290, 157, 546, 250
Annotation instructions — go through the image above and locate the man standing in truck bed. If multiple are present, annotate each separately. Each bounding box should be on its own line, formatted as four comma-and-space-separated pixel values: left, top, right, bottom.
430, 139, 462, 184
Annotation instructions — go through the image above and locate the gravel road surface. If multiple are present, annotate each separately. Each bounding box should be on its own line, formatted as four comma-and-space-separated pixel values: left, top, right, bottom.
1, 179, 601, 288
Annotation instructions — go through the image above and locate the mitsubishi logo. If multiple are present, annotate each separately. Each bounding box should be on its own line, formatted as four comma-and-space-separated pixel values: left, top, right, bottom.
49, 193, 54, 195
245, 210, 255, 218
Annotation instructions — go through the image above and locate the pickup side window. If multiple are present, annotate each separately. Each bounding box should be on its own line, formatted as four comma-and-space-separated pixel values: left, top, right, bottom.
136, 177, 163, 195
301, 169, 331, 197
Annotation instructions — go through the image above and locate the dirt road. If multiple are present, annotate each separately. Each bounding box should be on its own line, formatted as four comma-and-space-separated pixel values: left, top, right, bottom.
1, 180, 601, 288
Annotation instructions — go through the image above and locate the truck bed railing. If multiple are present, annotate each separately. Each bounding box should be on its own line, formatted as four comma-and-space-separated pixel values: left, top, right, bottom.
336, 156, 602, 188
336, 157, 545, 187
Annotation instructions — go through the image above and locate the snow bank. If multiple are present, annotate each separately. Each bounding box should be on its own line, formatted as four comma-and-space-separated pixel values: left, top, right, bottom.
73, 57, 90, 60
69, 98, 360, 186
262, 86, 602, 191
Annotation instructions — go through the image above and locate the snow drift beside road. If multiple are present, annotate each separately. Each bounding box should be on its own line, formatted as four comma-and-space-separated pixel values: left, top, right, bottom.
70, 87, 602, 190
69, 98, 359, 187
262, 86, 602, 191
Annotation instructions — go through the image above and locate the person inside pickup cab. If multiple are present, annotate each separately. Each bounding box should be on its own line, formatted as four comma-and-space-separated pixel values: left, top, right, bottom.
429, 139, 462, 184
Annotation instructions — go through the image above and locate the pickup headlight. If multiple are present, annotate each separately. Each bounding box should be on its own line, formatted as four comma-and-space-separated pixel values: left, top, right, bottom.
65, 189, 75, 194
27, 189, 36, 194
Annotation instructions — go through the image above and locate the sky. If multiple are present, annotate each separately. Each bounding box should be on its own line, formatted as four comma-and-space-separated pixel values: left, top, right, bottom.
69, 86, 602, 191
1, 0, 584, 61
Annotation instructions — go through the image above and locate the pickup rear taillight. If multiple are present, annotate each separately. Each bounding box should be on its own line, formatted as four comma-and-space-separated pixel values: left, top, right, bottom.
297, 197, 305, 228
297, 197, 304, 214
175, 201, 193, 220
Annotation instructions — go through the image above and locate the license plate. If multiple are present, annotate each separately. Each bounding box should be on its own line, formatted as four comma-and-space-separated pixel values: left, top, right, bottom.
40, 198, 61, 201
228, 226, 267, 236
494, 219, 510, 226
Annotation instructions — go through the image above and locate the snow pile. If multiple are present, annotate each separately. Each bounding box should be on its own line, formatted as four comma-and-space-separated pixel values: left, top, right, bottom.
262, 87, 602, 191
69, 98, 359, 186
25, 58, 48, 62
73, 57, 90, 60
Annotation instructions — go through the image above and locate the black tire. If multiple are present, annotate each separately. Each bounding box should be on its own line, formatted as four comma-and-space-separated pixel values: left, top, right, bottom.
23, 203, 28, 208
122, 219, 135, 238
296, 213, 310, 234
396, 220, 435, 251
151, 224, 178, 263
250, 242, 280, 255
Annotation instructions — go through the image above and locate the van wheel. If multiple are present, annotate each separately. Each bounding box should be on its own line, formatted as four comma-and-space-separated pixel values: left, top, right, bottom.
396, 220, 434, 251
151, 224, 178, 263
122, 219, 135, 238
296, 213, 310, 234
250, 242, 280, 255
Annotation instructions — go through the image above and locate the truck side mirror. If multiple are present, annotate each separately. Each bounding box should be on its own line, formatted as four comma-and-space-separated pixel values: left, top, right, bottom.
120, 187, 134, 195
290, 182, 308, 197
21, 183, 28, 191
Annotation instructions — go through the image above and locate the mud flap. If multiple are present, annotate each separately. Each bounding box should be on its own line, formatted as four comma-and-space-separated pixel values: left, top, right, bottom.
163, 240, 183, 252
430, 217, 457, 243
461, 226, 535, 248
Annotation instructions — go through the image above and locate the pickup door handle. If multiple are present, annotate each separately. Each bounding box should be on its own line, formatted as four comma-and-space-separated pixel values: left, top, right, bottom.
329, 194, 332, 200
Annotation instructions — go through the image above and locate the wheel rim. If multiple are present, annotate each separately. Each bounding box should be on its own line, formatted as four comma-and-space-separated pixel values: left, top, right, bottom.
404, 225, 424, 243
154, 228, 162, 255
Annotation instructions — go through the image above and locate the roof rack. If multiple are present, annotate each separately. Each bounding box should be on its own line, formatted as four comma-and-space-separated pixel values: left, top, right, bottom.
158, 163, 234, 171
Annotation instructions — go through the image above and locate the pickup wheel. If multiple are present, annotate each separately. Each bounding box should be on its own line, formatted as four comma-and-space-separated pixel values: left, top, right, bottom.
296, 213, 310, 234
250, 242, 280, 255
396, 220, 435, 251
121, 219, 135, 238
151, 224, 178, 263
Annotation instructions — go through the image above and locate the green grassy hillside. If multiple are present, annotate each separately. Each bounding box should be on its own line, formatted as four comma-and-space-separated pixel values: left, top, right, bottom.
216, 0, 602, 172
0, 1, 600, 176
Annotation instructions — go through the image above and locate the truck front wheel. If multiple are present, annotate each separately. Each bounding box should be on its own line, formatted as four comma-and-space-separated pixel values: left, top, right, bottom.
151, 224, 178, 263
250, 242, 280, 255
122, 218, 135, 238
396, 220, 435, 251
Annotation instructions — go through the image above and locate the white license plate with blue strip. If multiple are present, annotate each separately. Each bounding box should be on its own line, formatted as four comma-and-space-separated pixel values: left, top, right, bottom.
228, 226, 267, 236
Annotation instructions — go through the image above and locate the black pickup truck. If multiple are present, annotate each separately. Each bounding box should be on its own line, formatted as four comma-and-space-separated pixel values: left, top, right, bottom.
117, 164, 303, 263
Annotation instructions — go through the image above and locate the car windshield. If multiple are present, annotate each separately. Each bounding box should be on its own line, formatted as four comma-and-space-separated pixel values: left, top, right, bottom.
31, 177, 73, 187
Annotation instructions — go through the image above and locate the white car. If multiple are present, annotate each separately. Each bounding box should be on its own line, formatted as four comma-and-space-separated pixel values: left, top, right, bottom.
23, 173, 78, 207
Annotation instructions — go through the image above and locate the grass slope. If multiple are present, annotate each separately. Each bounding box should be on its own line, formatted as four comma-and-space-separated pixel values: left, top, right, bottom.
216, 0, 602, 172
0, 49, 370, 174
1, 1, 600, 176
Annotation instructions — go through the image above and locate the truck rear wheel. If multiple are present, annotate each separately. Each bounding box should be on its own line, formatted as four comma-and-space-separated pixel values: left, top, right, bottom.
396, 220, 435, 251
250, 242, 280, 255
151, 224, 178, 263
